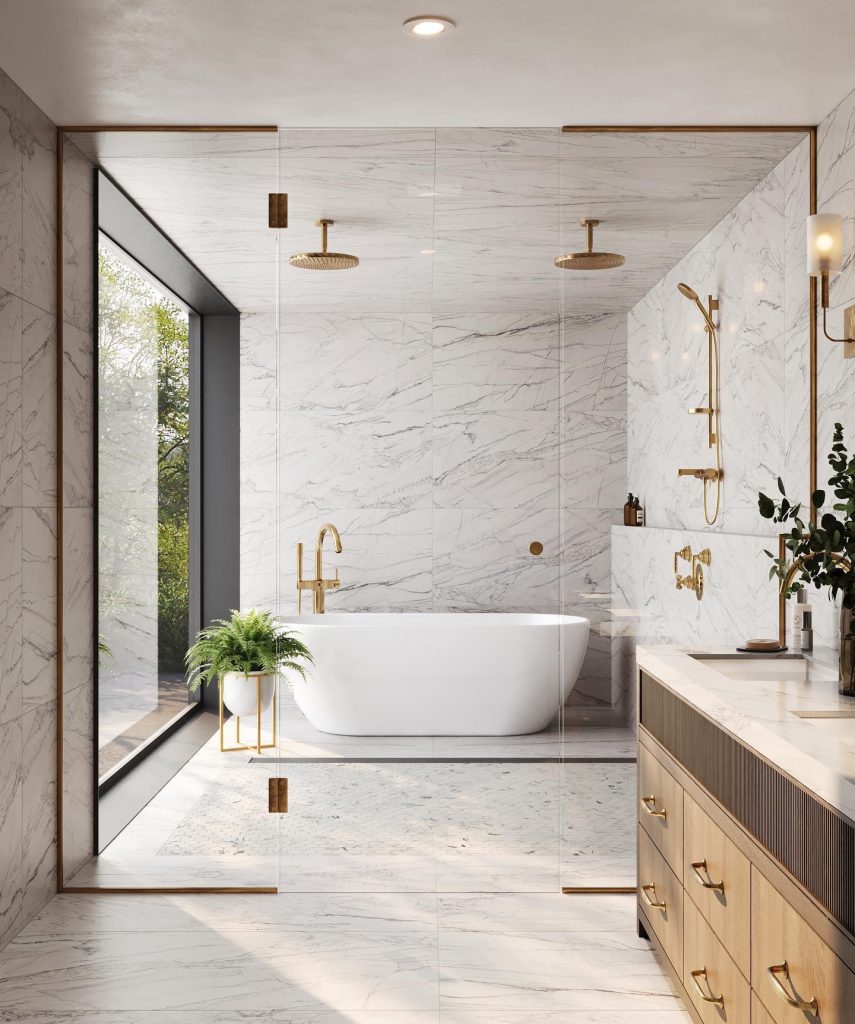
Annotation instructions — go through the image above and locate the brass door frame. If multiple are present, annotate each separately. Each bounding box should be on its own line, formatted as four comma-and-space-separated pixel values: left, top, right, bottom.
56, 123, 817, 897
558, 124, 817, 896
55, 124, 278, 894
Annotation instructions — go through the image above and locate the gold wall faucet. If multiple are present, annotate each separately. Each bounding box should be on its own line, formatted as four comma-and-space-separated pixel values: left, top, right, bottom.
296, 522, 343, 613
674, 546, 711, 601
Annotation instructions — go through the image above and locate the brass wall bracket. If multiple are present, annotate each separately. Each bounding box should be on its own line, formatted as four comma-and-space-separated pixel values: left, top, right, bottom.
268, 777, 289, 813
268, 193, 289, 228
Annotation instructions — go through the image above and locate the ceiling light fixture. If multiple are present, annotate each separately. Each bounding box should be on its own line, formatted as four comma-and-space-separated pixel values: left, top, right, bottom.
403, 15, 456, 36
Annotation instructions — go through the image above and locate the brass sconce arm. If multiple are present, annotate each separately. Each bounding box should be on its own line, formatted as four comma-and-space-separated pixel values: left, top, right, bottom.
818, 270, 855, 344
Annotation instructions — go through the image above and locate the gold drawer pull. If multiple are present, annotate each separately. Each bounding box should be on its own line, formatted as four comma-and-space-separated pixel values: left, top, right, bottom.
768, 962, 819, 1018
641, 883, 667, 912
691, 859, 725, 893
641, 794, 667, 819
690, 967, 725, 1009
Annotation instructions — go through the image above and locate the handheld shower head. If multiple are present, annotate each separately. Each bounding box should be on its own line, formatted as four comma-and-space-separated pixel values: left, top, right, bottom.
677, 282, 717, 334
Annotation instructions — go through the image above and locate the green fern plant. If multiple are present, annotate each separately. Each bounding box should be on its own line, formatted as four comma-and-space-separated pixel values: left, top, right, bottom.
185, 608, 313, 693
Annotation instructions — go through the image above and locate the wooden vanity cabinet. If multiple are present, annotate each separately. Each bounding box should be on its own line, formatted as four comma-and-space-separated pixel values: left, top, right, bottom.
637, 670, 855, 1024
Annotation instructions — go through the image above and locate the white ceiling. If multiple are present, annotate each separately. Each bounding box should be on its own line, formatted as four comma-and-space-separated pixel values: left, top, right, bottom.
71, 129, 807, 317
4, 1, 855, 129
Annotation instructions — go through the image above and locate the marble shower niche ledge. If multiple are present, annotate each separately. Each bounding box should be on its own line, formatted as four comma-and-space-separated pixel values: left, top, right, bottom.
636, 644, 855, 822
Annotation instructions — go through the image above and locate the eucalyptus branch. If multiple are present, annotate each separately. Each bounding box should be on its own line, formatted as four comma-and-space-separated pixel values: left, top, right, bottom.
759, 422, 855, 609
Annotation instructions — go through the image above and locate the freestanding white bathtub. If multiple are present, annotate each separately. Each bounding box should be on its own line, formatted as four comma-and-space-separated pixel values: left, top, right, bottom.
278, 613, 589, 736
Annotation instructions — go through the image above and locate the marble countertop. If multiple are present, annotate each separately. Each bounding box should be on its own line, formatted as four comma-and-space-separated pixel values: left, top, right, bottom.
636, 644, 855, 823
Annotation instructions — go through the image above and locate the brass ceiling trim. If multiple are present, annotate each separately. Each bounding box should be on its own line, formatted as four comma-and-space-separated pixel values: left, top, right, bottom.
561, 124, 815, 133
60, 886, 279, 894
54, 121, 819, 900
562, 886, 637, 894
59, 125, 278, 133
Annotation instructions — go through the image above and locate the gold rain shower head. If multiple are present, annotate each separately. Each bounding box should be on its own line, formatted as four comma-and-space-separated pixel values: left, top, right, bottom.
554, 219, 625, 271
289, 219, 359, 271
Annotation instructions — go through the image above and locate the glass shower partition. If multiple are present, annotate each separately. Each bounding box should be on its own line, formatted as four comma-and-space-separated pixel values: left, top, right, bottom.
275, 127, 566, 896
62, 127, 281, 890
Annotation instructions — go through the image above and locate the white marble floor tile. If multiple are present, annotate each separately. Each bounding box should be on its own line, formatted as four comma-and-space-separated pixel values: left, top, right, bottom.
437, 893, 638, 933
0, 931, 440, 1014
26, 892, 439, 934
3, 1014, 440, 1024
437, 930, 684, 1013
439, 1013, 692, 1024
0, 885, 695, 1022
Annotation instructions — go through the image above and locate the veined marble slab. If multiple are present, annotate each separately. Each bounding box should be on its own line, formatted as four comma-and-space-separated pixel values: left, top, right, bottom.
636, 645, 855, 822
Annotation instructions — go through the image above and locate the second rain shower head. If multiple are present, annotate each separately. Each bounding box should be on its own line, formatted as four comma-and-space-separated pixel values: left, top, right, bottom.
290, 219, 359, 271
555, 219, 625, 271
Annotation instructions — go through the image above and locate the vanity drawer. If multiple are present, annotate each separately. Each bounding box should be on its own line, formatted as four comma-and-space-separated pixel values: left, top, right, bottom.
683, 792, 751, 978
752, 866, 855, 1024
638, 742, 683, 878
638, 824, 683, 976
684, 898, 750, 1024
752, 993, 776, 1024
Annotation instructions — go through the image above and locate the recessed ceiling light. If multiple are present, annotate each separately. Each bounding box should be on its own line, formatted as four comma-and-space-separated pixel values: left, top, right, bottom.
421, 249, 436, 255
403, 15, 456, 37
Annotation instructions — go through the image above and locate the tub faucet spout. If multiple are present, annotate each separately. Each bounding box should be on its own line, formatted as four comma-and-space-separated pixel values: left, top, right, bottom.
296, 522, 343, 613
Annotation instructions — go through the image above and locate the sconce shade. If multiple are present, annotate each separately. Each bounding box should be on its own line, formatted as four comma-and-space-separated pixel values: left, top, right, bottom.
807, 213, 844, 276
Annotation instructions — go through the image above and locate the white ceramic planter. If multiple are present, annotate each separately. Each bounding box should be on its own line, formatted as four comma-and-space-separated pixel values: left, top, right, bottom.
221, 672, 276, 717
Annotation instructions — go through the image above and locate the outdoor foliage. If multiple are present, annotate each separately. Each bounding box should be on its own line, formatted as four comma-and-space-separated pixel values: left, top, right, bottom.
98, 245, 190, 673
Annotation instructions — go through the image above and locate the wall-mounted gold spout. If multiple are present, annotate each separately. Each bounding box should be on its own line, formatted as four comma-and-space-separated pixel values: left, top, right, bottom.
296, 522, 343, 613
678, 468, 722, 481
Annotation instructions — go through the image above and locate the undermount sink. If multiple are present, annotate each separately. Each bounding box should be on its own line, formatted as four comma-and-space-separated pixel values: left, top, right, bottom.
791, 709, 855, 744
691, 656, 809, 682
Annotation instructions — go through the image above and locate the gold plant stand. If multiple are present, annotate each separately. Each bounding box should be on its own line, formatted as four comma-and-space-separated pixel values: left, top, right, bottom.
219, 673, 278, 754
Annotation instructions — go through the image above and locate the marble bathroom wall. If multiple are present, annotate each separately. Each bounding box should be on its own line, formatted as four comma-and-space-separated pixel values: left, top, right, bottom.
0, 67, 58, 949
616, 135, 816, 709
627, 138, 810, 537
611, 524, 780, 719
240, 129, 627, 709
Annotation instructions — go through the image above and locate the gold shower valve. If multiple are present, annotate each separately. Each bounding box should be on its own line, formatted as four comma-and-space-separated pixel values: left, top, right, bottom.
694, 548, 712, 568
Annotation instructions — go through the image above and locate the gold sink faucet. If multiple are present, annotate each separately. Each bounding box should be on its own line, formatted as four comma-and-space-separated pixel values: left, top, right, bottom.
297, 522, 343, 613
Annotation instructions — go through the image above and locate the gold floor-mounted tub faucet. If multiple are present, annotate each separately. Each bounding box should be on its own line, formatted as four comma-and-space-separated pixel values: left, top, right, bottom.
297, 522, 343, 613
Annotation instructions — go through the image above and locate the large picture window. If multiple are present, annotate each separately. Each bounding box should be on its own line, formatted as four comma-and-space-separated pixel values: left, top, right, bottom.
97, 236, 195, 783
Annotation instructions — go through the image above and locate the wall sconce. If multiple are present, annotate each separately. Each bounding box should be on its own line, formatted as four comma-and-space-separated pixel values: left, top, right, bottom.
807, 213, 855, 347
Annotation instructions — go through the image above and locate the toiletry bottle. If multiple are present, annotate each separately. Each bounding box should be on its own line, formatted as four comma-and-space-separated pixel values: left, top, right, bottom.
791, 590, 804, 650
633, 497, 644, 527
624, 494, 635, 527
800, 608, 814, 652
